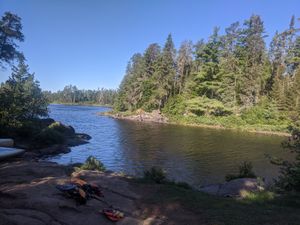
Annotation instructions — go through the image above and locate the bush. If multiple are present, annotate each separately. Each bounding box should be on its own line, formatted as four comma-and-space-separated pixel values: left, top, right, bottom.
15, 119, 44, 137
225, 161, 257, 181
274, 122, 300, 192
163, 95, 186, 115
34, 127, 65, 146
75, 156, 106, 172
48, 122, 75, 136
185, 97, 232, 116
241, 98, 286, 125
144, 167, 166, 183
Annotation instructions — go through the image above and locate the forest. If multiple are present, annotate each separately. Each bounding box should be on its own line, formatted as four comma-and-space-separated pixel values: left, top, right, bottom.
115, 15, 300, 131
44, 86, 117, 106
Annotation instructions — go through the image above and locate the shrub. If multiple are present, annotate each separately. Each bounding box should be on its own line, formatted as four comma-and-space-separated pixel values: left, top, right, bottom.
274, 122, 300, 192
143, 167, 166, 183
48, 122, 75, 136
75, 156, 106, 172
163, 95, 186, 115
185, 97, 232, 116
225, 161, 257, 182
242, 191, 275, 203
241, 98, 286, 125
15, 120, 41, 137
34, 127, 65, 146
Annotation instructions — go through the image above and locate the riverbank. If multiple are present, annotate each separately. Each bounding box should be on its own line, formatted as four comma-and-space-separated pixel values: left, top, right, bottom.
1, 159, 299, 225
103, 110, 291, 137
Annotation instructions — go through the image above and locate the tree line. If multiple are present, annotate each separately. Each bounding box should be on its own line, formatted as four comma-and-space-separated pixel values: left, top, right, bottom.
44, 86, 117, 106
115, 15, 300, 123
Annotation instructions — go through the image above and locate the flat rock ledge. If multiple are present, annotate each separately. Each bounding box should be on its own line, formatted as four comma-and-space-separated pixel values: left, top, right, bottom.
0, 160, 165, 225
199, 178, 264, 198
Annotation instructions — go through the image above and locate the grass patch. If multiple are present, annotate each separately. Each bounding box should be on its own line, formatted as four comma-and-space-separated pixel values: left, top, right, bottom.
136, 180, 300, 225
143, 167, 166, 183
74, 156, 106, 172
167, 114, 290, 133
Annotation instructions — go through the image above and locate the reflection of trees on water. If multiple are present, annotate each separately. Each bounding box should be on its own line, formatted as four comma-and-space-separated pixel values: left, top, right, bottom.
114, 120, 285, 185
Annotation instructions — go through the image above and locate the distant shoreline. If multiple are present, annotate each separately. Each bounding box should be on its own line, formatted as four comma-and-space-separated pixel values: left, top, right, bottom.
50, 102, 113, 107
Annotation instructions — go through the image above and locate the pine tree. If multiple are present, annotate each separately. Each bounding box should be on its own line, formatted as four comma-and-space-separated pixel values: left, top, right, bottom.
0, 58, 48, 127
176, 40, 193, 94
153, 34, 176, 109
238, 15, 268, 107
0, 12, 24, 67
219, 22, 241, 107
192, 27, 222, 99
143, 43, 161, 78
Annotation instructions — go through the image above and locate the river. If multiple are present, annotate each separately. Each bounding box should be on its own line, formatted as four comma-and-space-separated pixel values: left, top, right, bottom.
48, 104, 290, 187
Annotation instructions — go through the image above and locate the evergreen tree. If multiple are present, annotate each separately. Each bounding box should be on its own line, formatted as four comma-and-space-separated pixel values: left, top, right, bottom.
143, 43, 161, 78
0, 58, 48, 127
0, 12, 24, 67
238, 15, 268, 106
176, 40, 193, 94
153, 34, 176, 109
219, 22, 242, 107
192, 27, 222, 99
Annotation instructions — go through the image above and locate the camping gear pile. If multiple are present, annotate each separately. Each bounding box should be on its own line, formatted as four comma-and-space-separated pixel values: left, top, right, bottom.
56, 178, 125, 222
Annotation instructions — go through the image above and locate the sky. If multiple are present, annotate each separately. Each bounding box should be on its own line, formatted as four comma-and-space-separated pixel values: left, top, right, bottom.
0, 0, 299, 91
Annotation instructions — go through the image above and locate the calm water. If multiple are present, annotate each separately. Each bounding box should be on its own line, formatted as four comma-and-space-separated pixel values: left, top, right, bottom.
48, 104, 290, 187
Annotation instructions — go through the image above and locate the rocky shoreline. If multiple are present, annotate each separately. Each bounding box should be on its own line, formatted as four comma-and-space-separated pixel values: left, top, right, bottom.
106, 110, 169, 124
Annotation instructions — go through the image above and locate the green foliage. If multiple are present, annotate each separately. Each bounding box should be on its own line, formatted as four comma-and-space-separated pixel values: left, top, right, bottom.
113, 15, 300, 134
34, 127, 65, 146
143, 167, 166, 184
242, 191, 275, 203
0, 59, 48, 129
185, 96, 232, 116
75, 156, 106, 172
225, 161, 256, 181
48, 122, 75, 136
162, 95, 186, 115
0, 12, 24, 67
241, 98, 287, 125
33, 121, 76, 147
274, 122, 300, 192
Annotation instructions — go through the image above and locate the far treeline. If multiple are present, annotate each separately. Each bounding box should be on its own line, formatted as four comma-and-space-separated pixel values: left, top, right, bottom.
115, 15, 300, 131
44, 86, 117, 106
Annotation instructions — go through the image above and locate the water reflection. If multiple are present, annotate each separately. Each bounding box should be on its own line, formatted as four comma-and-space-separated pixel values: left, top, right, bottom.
48, 104, 289, 187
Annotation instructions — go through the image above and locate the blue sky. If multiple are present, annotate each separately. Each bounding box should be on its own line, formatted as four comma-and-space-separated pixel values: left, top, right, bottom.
0, 0, 299, 91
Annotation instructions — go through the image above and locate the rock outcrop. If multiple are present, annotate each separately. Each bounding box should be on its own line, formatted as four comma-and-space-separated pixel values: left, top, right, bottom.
0, 160, 165, 225
199, 178, 264, 198
110, 110, 168, 124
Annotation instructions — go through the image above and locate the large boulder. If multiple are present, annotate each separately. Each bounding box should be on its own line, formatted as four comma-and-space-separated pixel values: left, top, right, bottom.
200, 178, 264, 198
